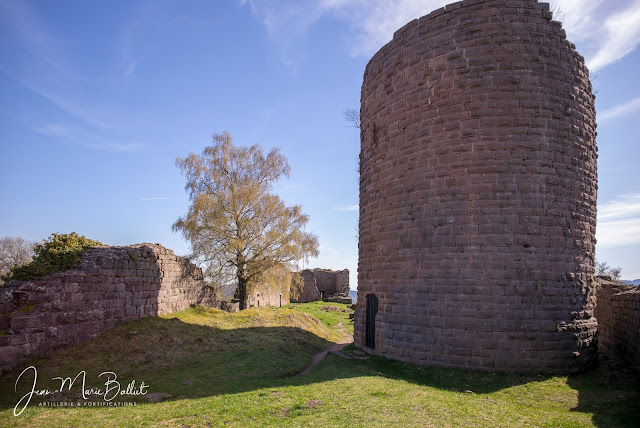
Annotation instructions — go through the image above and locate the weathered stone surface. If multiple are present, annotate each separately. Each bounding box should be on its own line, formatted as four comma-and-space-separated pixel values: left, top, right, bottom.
315, 269, 349, 297
0, 243, 219, 374
595, 279, 640, 374
290, 270, 320, 303
355, 0, 598, 374
245, 264, 291, 308
290, 269, 350, 303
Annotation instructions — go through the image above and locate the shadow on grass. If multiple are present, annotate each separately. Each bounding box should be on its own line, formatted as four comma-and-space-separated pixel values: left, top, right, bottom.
567, 357, 640, 427
0, 315, 341, 412
0, 313, 638, 427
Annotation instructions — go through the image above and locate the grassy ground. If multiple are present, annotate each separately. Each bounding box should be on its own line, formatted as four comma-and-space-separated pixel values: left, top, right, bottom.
0, 302, 637, 427
287, 301, 354, 335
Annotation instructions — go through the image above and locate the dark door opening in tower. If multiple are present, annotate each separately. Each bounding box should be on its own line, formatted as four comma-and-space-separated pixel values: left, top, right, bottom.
366, 294, 378, 348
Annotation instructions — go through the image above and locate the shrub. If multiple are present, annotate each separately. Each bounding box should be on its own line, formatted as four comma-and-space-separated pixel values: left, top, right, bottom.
5, 232, 102, 281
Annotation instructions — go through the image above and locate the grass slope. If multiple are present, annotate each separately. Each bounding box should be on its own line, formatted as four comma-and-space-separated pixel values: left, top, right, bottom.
288, 301, 354, 335
0, 302, 638, 427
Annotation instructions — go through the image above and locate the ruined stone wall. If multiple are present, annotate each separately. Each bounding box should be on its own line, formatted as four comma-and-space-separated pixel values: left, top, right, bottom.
356, 0, 598, 373
595, 279, 640, 373
0, 244, 215, 374
315, 269, 350, 296
290, 269, 350, 303
336, 271, 349, 296
290, 270, 320, 303
246, 264, 291, 308
246, 284, 288, 308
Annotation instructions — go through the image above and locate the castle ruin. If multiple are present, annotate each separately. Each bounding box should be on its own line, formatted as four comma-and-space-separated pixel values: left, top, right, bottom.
355, 0, 598, 373
0, 244, 218, 373
290, 268, 350, 303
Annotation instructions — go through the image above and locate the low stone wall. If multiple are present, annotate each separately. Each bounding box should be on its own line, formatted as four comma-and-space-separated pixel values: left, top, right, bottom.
595, 278, 640, 373
0, 244, 216, 374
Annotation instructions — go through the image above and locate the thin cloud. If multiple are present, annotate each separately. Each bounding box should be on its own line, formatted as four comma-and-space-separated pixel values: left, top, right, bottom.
242, 0, 640, 71
597, 218, 640, 248
120, 24, 138, 79
83, 140, 144, 152
336, 204, 359, 211
0, 66, 115, 130
317, 244, 341, 257
328, 0, 453, 56
597, 194, 640, 248
240, 0, 330, 71
0, 2, 117, 129
117, 1, 165, 80
600, 166, 640, 172
599, 97, 640, 122
32, 124, 70, 137
598, 195, 640, 220
275, 184, 341, 193
0, 0, 147, 152
585, 0, 640, 72
31, 122, 144, 152
547, 0, 603, 40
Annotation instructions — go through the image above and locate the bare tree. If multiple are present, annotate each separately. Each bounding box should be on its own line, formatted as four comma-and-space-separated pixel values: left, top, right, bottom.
609, 266, 623, 280
595, 260, 610, 276
173, 131, 319, 310
595, 259, 623, 280
0, 236, 35, 283
344, 108, 360, 129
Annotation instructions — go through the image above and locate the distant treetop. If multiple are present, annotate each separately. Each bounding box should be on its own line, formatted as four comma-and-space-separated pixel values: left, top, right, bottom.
5, 232, 102, 282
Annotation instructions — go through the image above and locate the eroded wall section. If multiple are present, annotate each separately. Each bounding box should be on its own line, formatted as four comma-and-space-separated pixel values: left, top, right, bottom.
0, 244, 214, 373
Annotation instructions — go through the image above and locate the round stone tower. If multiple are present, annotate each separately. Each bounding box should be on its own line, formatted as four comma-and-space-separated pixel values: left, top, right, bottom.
355, 0, 598, 373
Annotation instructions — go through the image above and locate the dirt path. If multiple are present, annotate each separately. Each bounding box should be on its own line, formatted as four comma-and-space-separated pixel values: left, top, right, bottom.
296, 326, 353, 376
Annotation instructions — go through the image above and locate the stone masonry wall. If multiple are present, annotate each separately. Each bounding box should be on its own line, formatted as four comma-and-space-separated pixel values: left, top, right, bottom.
290, 269, 350, 303
595, 279, 640, 373
0, 244, 215, 374
246, 264, 291, 308
356, 0, 598, 373
315, 269, 350, 297
246, 282, 289, 308
290, 270, 320, 303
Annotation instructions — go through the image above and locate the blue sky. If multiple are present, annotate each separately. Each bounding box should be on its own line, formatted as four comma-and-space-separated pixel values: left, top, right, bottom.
1, 0, 639, 286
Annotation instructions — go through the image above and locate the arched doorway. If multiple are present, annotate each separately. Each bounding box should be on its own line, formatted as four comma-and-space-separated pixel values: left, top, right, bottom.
365, 294, 378, 348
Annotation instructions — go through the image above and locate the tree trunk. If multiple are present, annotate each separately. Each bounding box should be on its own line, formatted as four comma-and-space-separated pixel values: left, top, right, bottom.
237, 277, 248, 310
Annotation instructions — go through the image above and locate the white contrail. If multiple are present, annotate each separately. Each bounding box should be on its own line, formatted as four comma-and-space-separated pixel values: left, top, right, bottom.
140, 196, 187, 201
